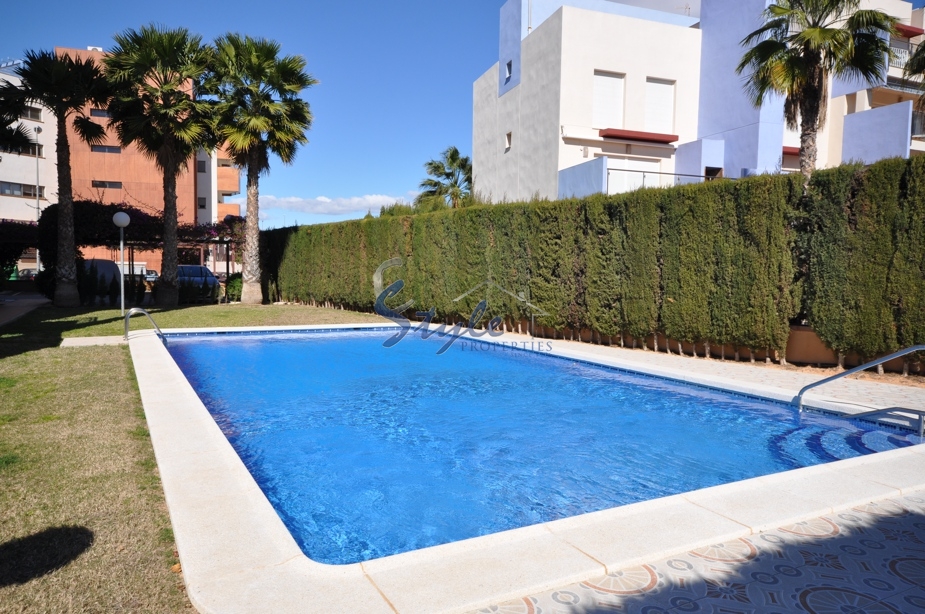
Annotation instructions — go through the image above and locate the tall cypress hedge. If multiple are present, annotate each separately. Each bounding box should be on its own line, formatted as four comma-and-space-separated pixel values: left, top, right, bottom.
261, 157, 925, 363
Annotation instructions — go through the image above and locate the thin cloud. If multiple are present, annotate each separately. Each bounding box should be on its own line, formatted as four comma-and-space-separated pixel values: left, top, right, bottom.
239, 194, 403, 216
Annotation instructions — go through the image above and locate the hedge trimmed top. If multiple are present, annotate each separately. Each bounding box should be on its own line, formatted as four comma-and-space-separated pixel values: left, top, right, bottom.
261, 157, 925, 362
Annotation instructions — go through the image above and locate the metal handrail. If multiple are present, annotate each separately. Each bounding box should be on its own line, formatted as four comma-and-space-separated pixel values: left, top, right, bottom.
795, 344, 925, 411
124, 307, 166, 343
841, 406, 925, 439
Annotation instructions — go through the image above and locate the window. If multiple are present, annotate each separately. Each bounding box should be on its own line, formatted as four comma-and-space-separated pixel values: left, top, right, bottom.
593, 71, 625, 129
0, 181, 44, 198
91, 180, 122, 189
2, 143, 43, 157
20, 106, 42, 121
198, 197, 207, 209
505, 132, 512, 152
644, 78, 675, 134
90, 108, 109, 118
197, 160, 207, 173
90, 145, 121, 154
505, 61, 513, 83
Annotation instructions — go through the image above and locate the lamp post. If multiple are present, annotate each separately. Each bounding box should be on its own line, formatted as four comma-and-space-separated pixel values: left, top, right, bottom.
34, 126, 41, 271
113, 211, 130, 316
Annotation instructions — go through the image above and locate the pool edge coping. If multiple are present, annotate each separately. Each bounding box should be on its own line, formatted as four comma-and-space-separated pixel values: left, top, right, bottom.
129, 324, 925, 614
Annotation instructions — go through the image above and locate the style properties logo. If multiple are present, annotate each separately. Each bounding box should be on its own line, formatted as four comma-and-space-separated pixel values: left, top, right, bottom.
372, 258, 551, 354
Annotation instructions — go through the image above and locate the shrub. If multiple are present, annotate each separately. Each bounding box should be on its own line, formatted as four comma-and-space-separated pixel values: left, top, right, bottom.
259, 158, 925, 362
225, 273, 242, 302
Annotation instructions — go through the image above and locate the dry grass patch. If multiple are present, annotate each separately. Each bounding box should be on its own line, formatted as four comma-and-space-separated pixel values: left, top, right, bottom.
0, 346, 189, 612
0, 303, 388, 612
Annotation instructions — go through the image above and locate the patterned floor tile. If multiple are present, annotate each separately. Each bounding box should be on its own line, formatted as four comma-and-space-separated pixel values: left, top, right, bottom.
472, 498, 925, 614
789, 585, 903, 613
877, 585, 925, 613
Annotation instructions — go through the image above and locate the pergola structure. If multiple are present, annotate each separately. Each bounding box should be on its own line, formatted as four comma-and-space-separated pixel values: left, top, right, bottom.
35, 200, 244, 278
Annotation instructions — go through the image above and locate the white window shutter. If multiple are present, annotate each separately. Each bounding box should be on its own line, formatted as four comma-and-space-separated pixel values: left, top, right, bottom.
593, 72, 624, 129
645, 78, 675, 134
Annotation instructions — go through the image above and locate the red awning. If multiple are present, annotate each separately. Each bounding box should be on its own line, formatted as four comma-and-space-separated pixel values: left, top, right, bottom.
896, 23, 924, 39
783, 146, 800, 156
598, 128, 678, 144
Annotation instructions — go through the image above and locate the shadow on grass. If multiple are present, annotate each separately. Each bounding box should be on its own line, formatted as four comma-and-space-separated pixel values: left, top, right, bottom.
0, 526, 94, 587
0, 304, 200, 360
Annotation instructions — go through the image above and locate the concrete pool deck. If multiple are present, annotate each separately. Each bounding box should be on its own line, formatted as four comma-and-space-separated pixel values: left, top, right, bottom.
128, 324, 925, 614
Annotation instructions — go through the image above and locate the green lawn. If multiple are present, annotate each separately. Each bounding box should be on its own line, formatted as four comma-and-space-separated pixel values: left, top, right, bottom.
0, 303, 385, 612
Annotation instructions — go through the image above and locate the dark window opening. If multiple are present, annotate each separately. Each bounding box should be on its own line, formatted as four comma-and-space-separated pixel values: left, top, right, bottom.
91, 180, 123, 189
90, 145, 121, 154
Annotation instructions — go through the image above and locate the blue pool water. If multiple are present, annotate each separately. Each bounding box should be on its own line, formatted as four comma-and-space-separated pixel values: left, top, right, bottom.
167, 329, 915, 565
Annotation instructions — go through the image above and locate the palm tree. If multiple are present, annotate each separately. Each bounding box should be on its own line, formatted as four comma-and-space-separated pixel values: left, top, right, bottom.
736, 0, 895, 186
0, 97, 33, 152
415, 146, 472, 209
0, 51, 108, 306
105, 25, 215, 306
202, 34, 315, 305
903, 39, 925, 109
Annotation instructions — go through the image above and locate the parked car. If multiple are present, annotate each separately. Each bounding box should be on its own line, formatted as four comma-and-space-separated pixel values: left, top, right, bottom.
17, 268, 36, 280
176, 265, 220, 303
83, 259, 121, 284
144, 269, 158, 282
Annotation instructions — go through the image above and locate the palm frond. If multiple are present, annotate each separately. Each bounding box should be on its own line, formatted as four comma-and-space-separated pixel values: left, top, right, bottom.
72, 115, 107, 146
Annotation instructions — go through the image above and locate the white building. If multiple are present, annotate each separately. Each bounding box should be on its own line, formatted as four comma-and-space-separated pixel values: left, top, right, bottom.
0, 61, 58, 227
473, 0, 925, 202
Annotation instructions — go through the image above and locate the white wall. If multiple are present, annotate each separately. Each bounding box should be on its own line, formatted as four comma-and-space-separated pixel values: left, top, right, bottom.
557, 6, 701, 183
0, 67, 59, 224
474, 10, 564, 202
476, 6, 701, 202
195, 149, 218, 225
842, 101, 912, 164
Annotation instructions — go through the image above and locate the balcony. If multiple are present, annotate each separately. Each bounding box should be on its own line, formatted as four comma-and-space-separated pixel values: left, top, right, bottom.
891, 45, 911, 70
606, 168, 717, 195
217, 165, 240, 194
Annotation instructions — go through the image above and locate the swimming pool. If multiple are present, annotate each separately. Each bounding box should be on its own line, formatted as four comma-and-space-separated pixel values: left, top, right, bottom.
166, 328, 913, 565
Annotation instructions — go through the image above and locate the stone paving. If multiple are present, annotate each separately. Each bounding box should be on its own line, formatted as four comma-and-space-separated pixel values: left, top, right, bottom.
516, 334, 925, 414
469, 335, 925, 614
474, 492, 925, 614
0, 289, 48, 328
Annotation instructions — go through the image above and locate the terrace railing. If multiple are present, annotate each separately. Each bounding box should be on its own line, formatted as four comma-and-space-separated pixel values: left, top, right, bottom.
605, 168, 720, 194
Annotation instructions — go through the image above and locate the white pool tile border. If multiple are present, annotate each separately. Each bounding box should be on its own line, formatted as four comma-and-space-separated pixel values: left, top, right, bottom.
129, 324, 925, 614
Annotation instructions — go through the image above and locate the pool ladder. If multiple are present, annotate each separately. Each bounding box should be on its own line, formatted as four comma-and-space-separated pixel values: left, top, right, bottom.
794, 344, 925, 437
123, 308, 166, 344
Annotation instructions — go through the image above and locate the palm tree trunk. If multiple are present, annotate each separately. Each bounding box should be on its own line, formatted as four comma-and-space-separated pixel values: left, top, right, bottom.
53, 117, 79, 307
799, 122, 818, 190
798, 69, 823, 191
241, 156, 263, 305
156, 164, 179, 306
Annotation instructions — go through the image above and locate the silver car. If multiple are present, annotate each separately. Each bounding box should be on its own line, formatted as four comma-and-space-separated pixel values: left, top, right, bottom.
176, 265, 220, 302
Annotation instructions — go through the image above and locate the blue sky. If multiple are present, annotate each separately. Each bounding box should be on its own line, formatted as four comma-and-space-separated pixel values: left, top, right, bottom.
2, 1, 502, 227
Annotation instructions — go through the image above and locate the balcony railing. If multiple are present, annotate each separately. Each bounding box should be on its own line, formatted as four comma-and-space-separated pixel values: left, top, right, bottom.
605, 169, 723, 195
891, 45, 911, 70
